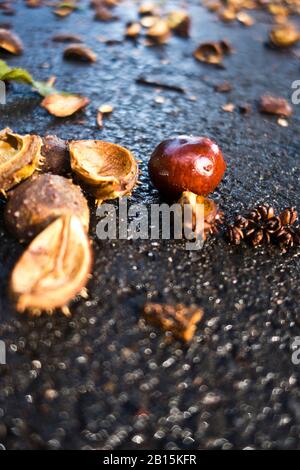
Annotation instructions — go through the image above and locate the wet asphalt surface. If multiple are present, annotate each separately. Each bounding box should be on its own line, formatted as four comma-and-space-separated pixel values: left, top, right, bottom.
0, 0, 300, 450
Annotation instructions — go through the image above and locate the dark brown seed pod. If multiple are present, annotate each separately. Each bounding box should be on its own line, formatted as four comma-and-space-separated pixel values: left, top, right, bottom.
10, 214, 93, 315
5, 173, 90, 241
0, 128, 42, 193
63, 43, 97, 63
0, 28, 23, 54
40, 135, 70, 175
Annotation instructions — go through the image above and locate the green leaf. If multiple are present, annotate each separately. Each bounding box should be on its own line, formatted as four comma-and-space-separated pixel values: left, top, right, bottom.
32, 80, 58, 97
0, 60, 12, 80
2, 67, 33, 85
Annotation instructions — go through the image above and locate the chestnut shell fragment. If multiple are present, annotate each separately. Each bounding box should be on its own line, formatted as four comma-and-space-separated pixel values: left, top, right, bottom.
41, 135, 71, 175
10, 214, 92, 314
69, 140, 138, 203
0, 128, 42, 193
148, 136, 226, 198
5, 173, 90, 241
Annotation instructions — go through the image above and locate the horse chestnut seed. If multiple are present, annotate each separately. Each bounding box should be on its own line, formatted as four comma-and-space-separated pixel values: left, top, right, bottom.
148, 135, 226, 198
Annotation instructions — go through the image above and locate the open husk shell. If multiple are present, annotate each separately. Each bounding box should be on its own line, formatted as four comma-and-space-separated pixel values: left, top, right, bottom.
10, 214, 92, 314
69, 140, 138, 203
0, 128, 42, 193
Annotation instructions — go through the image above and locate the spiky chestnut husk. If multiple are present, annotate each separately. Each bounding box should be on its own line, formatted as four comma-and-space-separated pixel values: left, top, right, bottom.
5, 173, 90, 241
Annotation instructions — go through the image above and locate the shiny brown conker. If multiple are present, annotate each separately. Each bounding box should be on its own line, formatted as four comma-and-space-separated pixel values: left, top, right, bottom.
148, 136, 226, 198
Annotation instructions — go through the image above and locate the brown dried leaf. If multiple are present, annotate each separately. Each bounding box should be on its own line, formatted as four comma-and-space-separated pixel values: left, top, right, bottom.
54, 7, 74, 17
219, 7, 236, 22
0, 28, 23, 54
222, 102, 235, 112
193, 42, 223, 65
94, 6, 116, 21
167, 10, 191, 37
236, 11, 255, 26
143, 302, 204, 342
125, 22, 141, 39
41, 93, 90, 117
138, 2, 158, 16
260, 94, 293, 117
0, 128, 42, 192
52, 33, 83, 43
63, 43, 97, 63
214, 81, 232, 93
10, 214, 92, 314
269, 24, 299, 48
146, 19, 171, 45
69, 139, 139, 203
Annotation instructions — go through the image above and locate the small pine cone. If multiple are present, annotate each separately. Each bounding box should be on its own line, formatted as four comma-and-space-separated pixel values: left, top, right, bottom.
293, 227, 300, 246
256, 205, 275, 220
265, 216, 281, 234
234, 215, 249, 229
226, 225, 244, 245
248, 205, 274, 223
276, 228, 294, 252
279, 207, 297, 226
248, 228, 270, 247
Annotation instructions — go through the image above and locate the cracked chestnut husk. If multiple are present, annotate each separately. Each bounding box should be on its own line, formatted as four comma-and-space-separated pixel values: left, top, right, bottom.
40, 135, 71, 175
10, 214, 93, 315
69, 139, 139, 204
0, 128, 42, 194
5, 173, 90, 241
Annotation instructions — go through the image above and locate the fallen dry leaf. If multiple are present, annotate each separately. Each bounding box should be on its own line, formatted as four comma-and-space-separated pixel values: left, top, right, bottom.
167, 10, 191, 37
269, 24, 299, 47
125, 22, 141, 39
52, 33, 83, 43
146, 19, 171, 45
222, 103, 235, 112
63, 43, 97, 63
41, 94, 90, 117
0, 28, 23, 54
193, 42, 224, 65
260, 94, 293, 117
236, 11, 255, 26
143, 302, 204, 342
